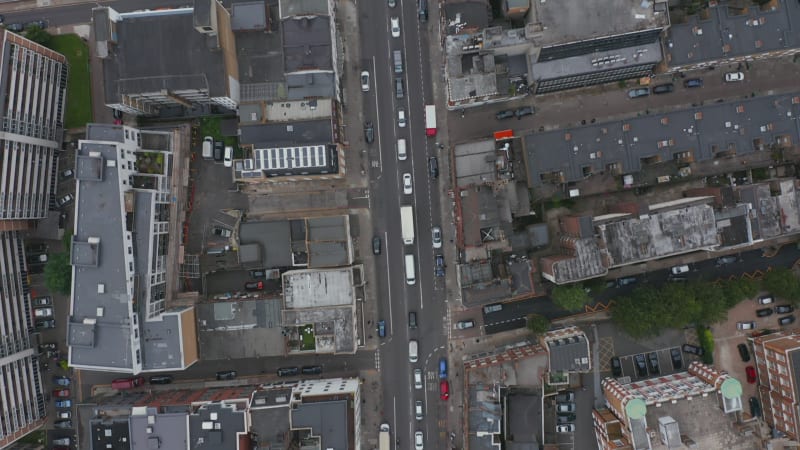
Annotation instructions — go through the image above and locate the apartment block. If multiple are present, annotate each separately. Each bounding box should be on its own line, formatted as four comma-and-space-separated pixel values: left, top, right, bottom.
750, 331, 800, 439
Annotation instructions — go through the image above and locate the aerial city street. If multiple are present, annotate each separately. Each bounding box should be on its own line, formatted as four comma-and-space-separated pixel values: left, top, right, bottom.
1, 0, 800, 449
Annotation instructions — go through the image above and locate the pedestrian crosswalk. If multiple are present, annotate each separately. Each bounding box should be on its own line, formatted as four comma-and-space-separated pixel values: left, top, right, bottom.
374, 350, 381, 371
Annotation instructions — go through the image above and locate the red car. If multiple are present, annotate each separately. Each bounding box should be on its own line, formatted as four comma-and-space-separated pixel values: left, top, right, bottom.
440, 380, 449, 400
746, 366, 757, 384
244, 281, 264, 291
53, 388, 70, 398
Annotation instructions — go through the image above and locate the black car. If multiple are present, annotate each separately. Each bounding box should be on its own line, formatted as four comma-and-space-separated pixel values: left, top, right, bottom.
434, 254, 445, 277
216, 370, 237, 380
514, 106, 534, 119
555, 391, 575, 403
213, 141, 224, 161
737, 343, 751, 362
364, 121, 374, 143
301, 365, 323, 375
716, 255, 737, 266
670, 348, 682, 370
647, 352, 660, 374
249, 269, 266, 278
277, 367, 300, 377
610, 357, 622, 377
684, 78, 703, 88
756, 307, 774, 317
149, 375, 174, 384
495, 110, 514, 120
408, 311, 417, 329
652, 83, 674, 94
776, 304, 794, 314
54, 419, 73, 429
6, 23, 23, 32
428, 157, 439, 179
682, 344, 704, 355
372, 236, 381, 255
58, 211, 68, 229
779, 315, 796, 326
27, 20, 47, 29
557, 414, 574, 424
634, 354, 647, 377
749, 396, 761, 417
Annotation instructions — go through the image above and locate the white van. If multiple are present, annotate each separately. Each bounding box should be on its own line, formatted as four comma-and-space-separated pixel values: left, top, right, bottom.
404, 254, 416, 285
409, 339, 418, 362
397, 138, 407, 160
224, 146, 233, 167
202, 136, 214, 159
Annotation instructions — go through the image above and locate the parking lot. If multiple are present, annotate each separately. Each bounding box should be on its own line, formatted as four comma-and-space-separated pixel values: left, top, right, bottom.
614, 346, 687, 380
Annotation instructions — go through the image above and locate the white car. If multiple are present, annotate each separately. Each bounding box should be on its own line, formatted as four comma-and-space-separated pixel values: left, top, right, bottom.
391, 17, 400, 38
223, 146, 233, 167
431, 226, 442, 248
413, 368, 423, 389
556, 424, 575, 433
725, 72, 744, 82
758, 296, 774, 305
397, 107, 407, 128
34, 307, 53, 318
360, 70, 370, 92
414, 431, 424, 450
737, 321, 756, 330
671, 264, 689, 275
402, 173, 413, 195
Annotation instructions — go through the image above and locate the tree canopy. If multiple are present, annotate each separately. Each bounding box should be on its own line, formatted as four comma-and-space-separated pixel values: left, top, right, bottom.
526, 314, 550, 335
762, 268, 800, 302
551, 284, 590, 312
44, 252, 72, 295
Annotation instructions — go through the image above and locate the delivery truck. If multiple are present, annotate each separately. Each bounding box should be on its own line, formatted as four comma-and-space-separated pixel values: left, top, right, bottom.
425, 105, 437, 137
400, 206, 414, 245
379, 424, 390, 450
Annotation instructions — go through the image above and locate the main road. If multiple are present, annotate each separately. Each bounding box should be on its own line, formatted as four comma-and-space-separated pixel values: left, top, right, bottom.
359, 0, 448, 448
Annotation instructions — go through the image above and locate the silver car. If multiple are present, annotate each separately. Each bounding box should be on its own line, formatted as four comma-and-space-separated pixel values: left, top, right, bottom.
431, 226, 442, 248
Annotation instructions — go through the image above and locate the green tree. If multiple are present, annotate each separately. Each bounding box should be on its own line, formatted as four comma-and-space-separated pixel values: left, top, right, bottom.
762, 267, 800, 302
23, 25, 52, 47
551, 284, 590, 312
44, 252, 72, 295
526, 314, 550, 335
722, 278, 759, 307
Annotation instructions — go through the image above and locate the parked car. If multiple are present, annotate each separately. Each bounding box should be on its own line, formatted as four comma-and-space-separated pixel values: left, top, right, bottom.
724, 71, 744, 82
54, 419, 72, 429
302, 365, 323, 375
514, 106, 534, 119
415, 400, 424, 420
617, 277, 638, 287
439, 358, 448, 379
557, 414, 574, 424
212, 227, 231, 237
671, 265, 689, 275
483, 303, 503, 314
360, 70, 370, 92
378, 320, 386, 337
414, 431, 424, 450
670, 348, 682, 370
35, 319, 55, 329
716, 255, 738, 266
249, 269, 266, 278
390, 17, 400, 38
776, 304, 794, 314
26, 20, 47, 30
652, 83, 674, 94
364, 121, 374, 143
737, 343, 751, 362
556, 402, 576, 413
456, 320, 475, 330
277, 367, 299, 377
627, 87, 650, 98
112, 376, 145, 390
434, 254, 445, 277
57, 411, 72, 420
634, 354, 648, 376
555, 391, 575, 403
647, 352, 660, 374
779, 315, 796, 326
683, 78, 703, 88
244, 280, 264, 291
428, 157, 439, 179
758, 295, 774, 305
414, 368, 423, 389
756, 307, 774, 317
439, 380, 449, 400
749, 396, 761, 418
32, 296, 52, 307
40, 343, 57, 352
54, 399, 72, 408
682, 344, 704, 355
56, 193, 74, 208
60, 168, 74, 180
53, 376, 71, 386
6, 23, 24, 32
34, 307, 54, 318
746, 365, 756, 384
149, 375, 174, 384
495, 110, 514, 120
372, 236, 381, 255
431, 227, 442, 248
556, 423, 575, 433
737, 321, 756, 330
52, 389, 70, 398
216, 370, 237, 380
611, 357, 622, 376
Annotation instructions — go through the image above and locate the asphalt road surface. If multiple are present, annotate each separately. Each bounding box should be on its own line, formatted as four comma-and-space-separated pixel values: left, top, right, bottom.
359, 0, 447, 449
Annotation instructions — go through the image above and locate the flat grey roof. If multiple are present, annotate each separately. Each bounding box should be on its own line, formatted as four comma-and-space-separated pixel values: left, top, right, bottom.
531, 41, 662, 81
130, 408, 188, 450
279, 0, 329, 17
231, 1, 267, 31
666, 0, 800, 68
528, 0, 669, 47
282, 16, 332, 72
240, 221, 293, 268
239, 119, 333, 147
236, 27, 285, 86
467, 384, 503, 450
443, 1, 490, 35
290, 400, 349, 450
454, 139, 497, 188
524, 92, 800, 187
283, 269, 353, 309
461, 186, 501, 247
100, 8, 227, 103
546, 335, 590, 372
90, 418, 131, 450
188, 403, 246, 450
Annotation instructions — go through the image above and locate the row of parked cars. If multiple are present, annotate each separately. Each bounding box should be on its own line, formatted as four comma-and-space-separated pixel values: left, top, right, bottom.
610, 347, 689, 378
555, 390, 576, 433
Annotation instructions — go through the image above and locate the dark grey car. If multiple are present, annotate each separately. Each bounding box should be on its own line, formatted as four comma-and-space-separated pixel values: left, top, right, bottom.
628, 88, 650, 98
514, 106, 534, 119
364, 121, 374, 143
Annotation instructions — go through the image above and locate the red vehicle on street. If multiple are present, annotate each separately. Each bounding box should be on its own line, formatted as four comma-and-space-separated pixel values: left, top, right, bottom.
439, 380, 449, 400
52, 389, 70, 398
746, 366, 757, 384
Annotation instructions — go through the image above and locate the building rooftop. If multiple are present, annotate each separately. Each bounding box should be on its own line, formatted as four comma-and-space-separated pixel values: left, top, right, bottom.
283, 268, 354, 309
231, 1, 268, 32
98, 7, 228, 104
90, 417, 131, 450
524, 93, 800, 188
666, 0, 800, 68
454, 139, 499, 188
530, 41, 662, 82
239, 119, 334, 147
188, 403, 246, 450
527, 0, 669, 48
443, 1, 491, 35
543, 327, 591, 372
130, 407, 188, 450
291, 400, 349, 450
282, 16, 332, 73
279, 0, 329, 17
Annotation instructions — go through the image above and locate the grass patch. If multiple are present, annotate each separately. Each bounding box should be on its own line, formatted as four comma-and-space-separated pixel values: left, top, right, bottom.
697, 326, 714, 365
17, 429, 45, 444
198, 117, 241, 156
49, 34, 92, 129
299, 325, 316, 351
